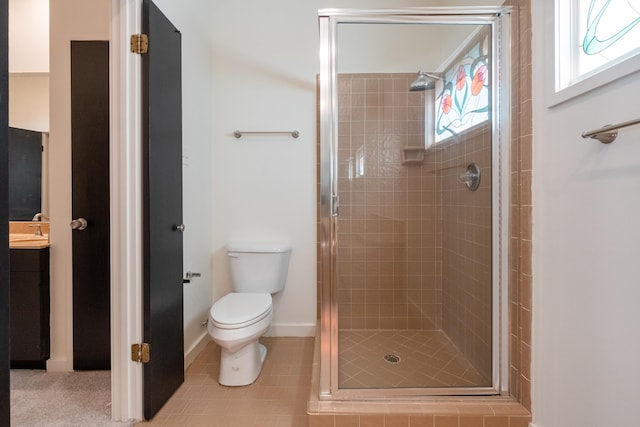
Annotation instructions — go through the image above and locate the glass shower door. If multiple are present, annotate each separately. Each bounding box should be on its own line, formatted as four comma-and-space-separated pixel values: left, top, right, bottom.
319, 10, 511, 398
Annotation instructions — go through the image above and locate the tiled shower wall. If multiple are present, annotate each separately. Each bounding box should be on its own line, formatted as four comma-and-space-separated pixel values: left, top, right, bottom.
335, 73, 494, 381
336, 73, 443, 331
504, 0, 533, 412
440, 125, 493, 381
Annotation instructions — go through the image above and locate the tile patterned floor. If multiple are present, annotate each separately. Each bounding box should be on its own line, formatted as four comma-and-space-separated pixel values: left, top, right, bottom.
138, 332, 486, 426
138, 337, 314, 427
338, 330, 490, 389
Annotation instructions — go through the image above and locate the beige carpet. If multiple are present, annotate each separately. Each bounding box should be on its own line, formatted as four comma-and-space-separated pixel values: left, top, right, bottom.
10, 370, 134, 427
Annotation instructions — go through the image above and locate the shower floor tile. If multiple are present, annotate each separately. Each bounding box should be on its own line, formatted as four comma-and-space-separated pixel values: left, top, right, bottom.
338, 330, 490, 389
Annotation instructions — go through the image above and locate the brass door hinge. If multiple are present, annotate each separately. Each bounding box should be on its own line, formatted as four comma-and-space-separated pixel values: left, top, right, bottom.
130, 34, 149, 54
131, 343, 150, 363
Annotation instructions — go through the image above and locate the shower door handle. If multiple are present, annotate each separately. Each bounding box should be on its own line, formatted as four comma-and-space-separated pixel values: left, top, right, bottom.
332, 194, 340, 217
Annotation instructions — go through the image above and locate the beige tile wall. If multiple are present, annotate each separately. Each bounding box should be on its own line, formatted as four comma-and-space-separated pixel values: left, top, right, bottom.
308, 410, 531, 427
335, 73, 442, 331
504, 0, 533, 412
440, 124, 493, 381
333, 72, 494, 382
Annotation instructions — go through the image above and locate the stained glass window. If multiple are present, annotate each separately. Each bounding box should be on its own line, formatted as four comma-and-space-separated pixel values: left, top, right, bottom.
557, 0, 640, 91
434, 30, 490, 143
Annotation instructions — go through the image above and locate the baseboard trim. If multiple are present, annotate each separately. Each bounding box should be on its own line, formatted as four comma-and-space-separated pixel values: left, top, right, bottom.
184, 332, 210, 371
46, 357, 70, 372
265, 323, 316, 337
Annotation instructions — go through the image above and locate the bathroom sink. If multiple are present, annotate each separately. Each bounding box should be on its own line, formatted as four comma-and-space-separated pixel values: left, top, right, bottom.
10, 234, 49, 243
8, 222, 51, 248
9, 234, 50, 249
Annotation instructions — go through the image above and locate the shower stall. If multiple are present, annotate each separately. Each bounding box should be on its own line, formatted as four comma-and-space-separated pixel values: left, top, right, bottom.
318, 8, 511, 399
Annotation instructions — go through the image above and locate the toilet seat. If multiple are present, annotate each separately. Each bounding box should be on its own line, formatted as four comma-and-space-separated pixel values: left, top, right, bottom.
210, 292, 272, 330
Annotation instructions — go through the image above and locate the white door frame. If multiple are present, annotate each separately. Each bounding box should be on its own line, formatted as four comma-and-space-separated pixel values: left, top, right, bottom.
109, 0, 144, 421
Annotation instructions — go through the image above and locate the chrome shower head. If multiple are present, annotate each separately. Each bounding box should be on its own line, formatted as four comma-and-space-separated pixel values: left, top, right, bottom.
409, 71, 442, 91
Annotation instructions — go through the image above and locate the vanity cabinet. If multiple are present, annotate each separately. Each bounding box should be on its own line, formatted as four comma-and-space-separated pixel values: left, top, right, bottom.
10, 247, 50, 368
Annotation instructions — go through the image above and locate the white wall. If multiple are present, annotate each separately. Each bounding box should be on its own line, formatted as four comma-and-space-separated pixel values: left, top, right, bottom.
8, 75, 49, 131
8, 0, 49, 73
209, 0, 320, 336
532, 1, 640, 426
8, 0, 50, 213
48, 0, 110, 371
337, 24, 476, 73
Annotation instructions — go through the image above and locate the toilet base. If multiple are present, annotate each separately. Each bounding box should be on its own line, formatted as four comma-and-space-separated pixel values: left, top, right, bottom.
218, 341, 267, 386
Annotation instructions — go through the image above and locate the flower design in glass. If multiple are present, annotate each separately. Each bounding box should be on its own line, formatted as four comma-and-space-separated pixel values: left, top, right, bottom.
435, 33, 490, 143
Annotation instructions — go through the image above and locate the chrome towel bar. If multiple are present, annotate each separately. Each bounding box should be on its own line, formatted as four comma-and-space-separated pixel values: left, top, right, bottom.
582, 118, 640, 144
234, 130, 299, 139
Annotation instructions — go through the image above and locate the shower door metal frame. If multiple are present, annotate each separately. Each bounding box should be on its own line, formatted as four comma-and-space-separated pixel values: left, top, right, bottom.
318, 7, 512, 400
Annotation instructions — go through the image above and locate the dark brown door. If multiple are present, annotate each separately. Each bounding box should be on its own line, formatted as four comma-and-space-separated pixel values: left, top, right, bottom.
0, 0, 10, 422
142, 0, 184, 419
70, 41, 111, 370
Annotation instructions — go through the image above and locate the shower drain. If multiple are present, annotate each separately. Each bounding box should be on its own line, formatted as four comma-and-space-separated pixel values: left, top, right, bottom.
383, 354, 401, 364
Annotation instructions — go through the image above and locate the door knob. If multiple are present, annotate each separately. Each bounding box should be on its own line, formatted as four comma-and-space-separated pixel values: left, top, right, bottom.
174, 224, 186, 232
70, 218, 88, 230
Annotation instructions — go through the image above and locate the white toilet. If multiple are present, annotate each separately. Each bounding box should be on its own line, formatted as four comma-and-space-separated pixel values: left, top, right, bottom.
207, 242, 291, 386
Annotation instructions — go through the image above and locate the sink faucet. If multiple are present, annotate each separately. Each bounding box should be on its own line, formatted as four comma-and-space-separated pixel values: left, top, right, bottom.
32, 212, 49, 222
30, 213, 49, 236
30, 224, 43, 236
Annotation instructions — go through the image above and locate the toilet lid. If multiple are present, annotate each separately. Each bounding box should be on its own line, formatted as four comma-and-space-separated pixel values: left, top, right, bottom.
210, 292, 272, 329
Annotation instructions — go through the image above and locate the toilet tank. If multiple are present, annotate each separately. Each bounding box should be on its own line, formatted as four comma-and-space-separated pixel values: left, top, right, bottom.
227, 242, 292, 293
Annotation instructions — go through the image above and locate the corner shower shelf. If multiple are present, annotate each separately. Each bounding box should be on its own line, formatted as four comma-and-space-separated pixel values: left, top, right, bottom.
401, 146, 425, 165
